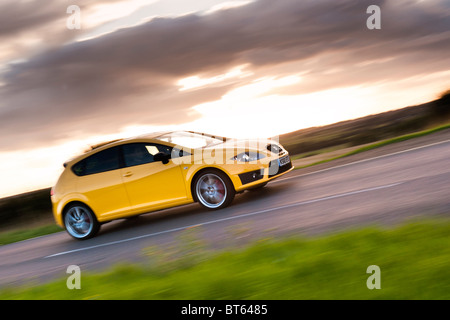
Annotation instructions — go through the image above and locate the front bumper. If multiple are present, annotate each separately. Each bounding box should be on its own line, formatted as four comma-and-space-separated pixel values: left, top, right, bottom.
234, 155, 294, 192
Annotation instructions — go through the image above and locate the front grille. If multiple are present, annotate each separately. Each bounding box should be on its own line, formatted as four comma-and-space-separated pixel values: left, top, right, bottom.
268, 159, 292, 178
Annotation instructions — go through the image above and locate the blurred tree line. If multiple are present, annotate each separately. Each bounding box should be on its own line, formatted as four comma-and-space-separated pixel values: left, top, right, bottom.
281, 91, 450, 155
432, 90, 450, 117
0, 188, 52, 230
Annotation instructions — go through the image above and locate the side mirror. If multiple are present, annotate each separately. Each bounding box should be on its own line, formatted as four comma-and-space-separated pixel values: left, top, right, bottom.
154, 152, 170, 164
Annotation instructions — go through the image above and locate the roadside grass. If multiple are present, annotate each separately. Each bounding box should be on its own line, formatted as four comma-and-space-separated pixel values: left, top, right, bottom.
1, 219, 449, 300
292, 122, 450, 169
0, 224, 61, 246
290, 144, 351, 161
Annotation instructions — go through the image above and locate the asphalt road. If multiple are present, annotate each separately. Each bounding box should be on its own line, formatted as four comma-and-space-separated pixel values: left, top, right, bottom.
1, 137, 449, 288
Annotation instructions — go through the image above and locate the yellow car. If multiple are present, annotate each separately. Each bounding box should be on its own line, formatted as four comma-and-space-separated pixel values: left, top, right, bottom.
51, 131, 294, 239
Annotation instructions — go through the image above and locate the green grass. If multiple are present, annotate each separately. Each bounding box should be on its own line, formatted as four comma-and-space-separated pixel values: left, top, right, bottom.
290, 144, 351, 161
1, 219, 449, 299
0, 224, 61, 246
294, 122, 450, 169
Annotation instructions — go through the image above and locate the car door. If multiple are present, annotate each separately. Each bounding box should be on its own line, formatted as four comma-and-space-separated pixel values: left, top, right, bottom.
74, 146, 132, 220
120, 142, 188, 213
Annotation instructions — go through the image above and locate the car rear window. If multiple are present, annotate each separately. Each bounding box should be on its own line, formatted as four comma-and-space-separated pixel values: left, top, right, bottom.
71, 147, 120, 176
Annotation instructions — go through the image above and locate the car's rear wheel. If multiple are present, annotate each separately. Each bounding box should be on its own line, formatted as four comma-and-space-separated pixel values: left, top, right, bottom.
194, 170, 235, 209
64, 203, 100, 240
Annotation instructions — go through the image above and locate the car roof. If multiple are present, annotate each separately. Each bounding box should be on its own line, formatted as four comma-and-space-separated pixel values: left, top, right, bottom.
63, 130, 226, 168
62, 130, 232, 168
62, 131, 174, 168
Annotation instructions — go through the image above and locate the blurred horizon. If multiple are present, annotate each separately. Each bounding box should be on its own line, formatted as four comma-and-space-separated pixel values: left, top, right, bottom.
0, 0, 449, 197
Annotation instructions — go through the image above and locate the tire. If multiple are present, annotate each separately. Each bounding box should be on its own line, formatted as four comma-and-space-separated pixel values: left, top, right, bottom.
194, 170, 235, 209
64, 203, 100, 240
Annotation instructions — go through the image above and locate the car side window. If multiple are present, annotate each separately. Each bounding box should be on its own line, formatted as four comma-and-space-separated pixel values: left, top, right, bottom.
122, 143, 172, 167
72, 147, 120, 176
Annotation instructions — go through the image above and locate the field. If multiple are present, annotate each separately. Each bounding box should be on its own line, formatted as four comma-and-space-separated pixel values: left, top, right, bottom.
1, 219, 449, 299
279, 91, 450, 156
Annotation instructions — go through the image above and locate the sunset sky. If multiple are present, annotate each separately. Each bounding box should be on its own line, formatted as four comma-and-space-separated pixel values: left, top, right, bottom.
1, 0, 450, 198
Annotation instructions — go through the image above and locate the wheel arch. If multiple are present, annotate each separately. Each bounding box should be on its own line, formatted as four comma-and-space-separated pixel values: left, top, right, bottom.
62, 201, 98, 222
189, 167, 235, 202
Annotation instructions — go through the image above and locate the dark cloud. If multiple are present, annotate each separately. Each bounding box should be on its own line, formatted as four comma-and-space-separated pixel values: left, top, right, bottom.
0, 0, 126, 37
1, 0, 449, 151
0, 0, 62, 37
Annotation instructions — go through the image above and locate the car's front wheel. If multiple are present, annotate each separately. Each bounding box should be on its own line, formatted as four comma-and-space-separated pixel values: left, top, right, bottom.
194, 170, 235, 209
64, 203, 100, 240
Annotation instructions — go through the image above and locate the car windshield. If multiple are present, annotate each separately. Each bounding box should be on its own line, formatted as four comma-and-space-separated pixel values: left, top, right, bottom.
154, 131, 226, 149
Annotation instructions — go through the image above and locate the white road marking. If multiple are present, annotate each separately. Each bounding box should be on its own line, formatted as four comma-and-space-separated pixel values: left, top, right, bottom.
275, 138, 450, 183
44, 182, 402, 258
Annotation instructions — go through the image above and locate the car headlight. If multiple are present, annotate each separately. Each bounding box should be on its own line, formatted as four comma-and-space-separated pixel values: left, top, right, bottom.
231, 152, 266, 162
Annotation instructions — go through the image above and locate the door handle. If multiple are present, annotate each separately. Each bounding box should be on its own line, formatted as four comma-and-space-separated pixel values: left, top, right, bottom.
123, 172, 133, 178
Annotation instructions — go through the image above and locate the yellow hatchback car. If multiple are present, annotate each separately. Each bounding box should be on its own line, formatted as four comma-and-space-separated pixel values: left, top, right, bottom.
51, 131, 293, 239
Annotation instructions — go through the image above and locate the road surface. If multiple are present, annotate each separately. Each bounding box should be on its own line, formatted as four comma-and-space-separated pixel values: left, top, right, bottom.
1, 136, 449, 287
